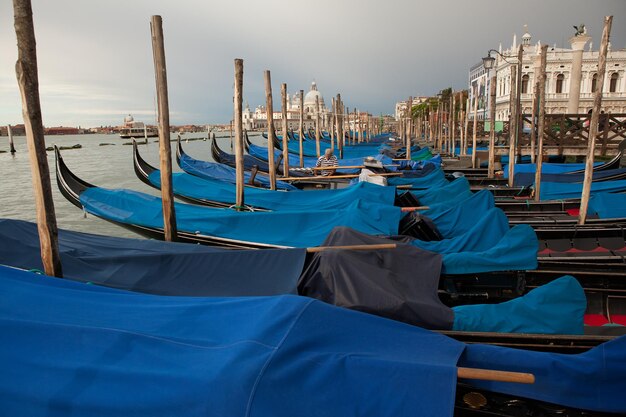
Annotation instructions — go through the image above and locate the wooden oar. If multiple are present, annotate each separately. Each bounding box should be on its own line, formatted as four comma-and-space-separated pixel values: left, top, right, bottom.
306, 243, 397, 253
457, 367, 535, 384
400, 206, 429, 212
281, 174, 360, 181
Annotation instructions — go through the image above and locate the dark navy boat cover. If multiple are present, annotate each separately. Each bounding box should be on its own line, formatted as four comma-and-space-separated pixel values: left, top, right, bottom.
0, 265, 464, 417
0, 219, 305, 296
299, 227, 454, 330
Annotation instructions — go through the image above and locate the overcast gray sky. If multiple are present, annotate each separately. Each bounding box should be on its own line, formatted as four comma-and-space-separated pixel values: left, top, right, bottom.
1, 0, 624, 127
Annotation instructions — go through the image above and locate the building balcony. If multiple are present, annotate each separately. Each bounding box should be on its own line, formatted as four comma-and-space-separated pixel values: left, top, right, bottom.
546, 93, 569, 100
580, 92, 625, 99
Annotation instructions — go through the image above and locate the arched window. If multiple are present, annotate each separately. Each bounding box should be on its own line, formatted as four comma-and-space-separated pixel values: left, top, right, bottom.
521, 74, 529, 94
610, 72, 619, 93
555, 74, 564, 94
591, 73, 598, 93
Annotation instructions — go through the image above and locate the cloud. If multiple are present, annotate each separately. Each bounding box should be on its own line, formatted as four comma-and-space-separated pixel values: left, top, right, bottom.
0, 0, 624, 126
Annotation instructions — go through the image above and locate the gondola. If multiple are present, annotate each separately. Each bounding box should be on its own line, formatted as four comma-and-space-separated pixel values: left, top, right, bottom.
2, 262, 624, 417
61, 145, 626, 277
177, 137, 299, 191
212, 135, 309, 178
135, 142, 401, 212
444, 145, 624, 178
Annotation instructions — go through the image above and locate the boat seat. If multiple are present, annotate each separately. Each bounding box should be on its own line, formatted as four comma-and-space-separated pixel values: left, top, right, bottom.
598, 237, 626, 250
545, 239, 572, 252
572, 238, 600, 251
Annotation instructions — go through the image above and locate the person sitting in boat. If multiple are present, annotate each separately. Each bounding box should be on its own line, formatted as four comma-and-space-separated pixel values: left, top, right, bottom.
316, 148, 338, 176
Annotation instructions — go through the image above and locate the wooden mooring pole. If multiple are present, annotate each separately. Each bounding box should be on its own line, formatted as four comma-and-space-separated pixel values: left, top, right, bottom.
579, 16, 612, 224
7, 124, 16, 154
280, 83, 289, 176
507, 54, 519, 187
150, 15, 177, 241
530, 81, 538, 163
488, 76, 497, 178
315, 95, 321, 157
406, 97, 412, 160
298, 89, 304, 167
534, 45, 548, 202
337, 94, 344, 159
263, 70, 277, 190
13, 0, 62, 277
233, 59, 245, 209
471, 81, 480, 168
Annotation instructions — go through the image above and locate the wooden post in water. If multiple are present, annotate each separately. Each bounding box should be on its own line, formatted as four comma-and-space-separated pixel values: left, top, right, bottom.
471, 82, 480, 168
451, 93, 456, 156
534, 45, 548, 202
315, 95, 321, 157
263, 70, 277, 190
233, 59, 245, 209
7, 124, 16, 154
579, 16, 612, 224
298, 89, 304, 167
507, 61, 518, 187
461, 96, 470, 156
357, 109, 362, 144
488, 76, 497, 178
406, 97, 412, 160
150, 15, 177, 240
280, 83, 289, 176
13, 0, 62, 277
331, 97, 336, 151
530, 81, 538, 163
337, 94, 344, 159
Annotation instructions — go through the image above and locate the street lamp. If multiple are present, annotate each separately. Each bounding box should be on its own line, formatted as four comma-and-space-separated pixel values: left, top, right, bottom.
482, 48, 522, 183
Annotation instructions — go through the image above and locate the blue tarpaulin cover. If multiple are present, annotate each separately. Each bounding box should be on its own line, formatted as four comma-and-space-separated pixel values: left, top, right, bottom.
79, 188, 403, 247
0, 219, 305, 296
247, 142, 393, 170
2, 265, 624, 414
148, 171, 397, 211
588, 192, 626, 219
503, 162, 602, 179
0, 265, 463, 417
411, 177, 472, 206
441, 225, 539, 274
452, 276, 586, 334
539, 179, 626, 200
460, 336, 626, 413
387, 167, 449, 189
423, 190, 495, 238
178, 148, 298, 190
281, 137, 385, 158
513, 167, 626, 187
410, 208, 509, 254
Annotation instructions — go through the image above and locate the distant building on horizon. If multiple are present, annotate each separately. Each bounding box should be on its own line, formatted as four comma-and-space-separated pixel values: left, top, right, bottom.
394, 97, 430, 121
243, 81, 333, 131
468, 25, 626, 121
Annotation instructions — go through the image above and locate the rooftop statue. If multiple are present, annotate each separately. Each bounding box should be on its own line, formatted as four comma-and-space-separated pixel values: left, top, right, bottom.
573, 24, 586, 37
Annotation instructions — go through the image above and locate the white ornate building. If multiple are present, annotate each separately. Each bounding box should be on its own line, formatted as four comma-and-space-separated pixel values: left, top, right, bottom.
468, 25, 626, 121
243, 81, 332, 131
394, 97, 430, 120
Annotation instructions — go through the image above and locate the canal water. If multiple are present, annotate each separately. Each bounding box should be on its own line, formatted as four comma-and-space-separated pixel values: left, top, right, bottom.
0, 131, 263, 238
